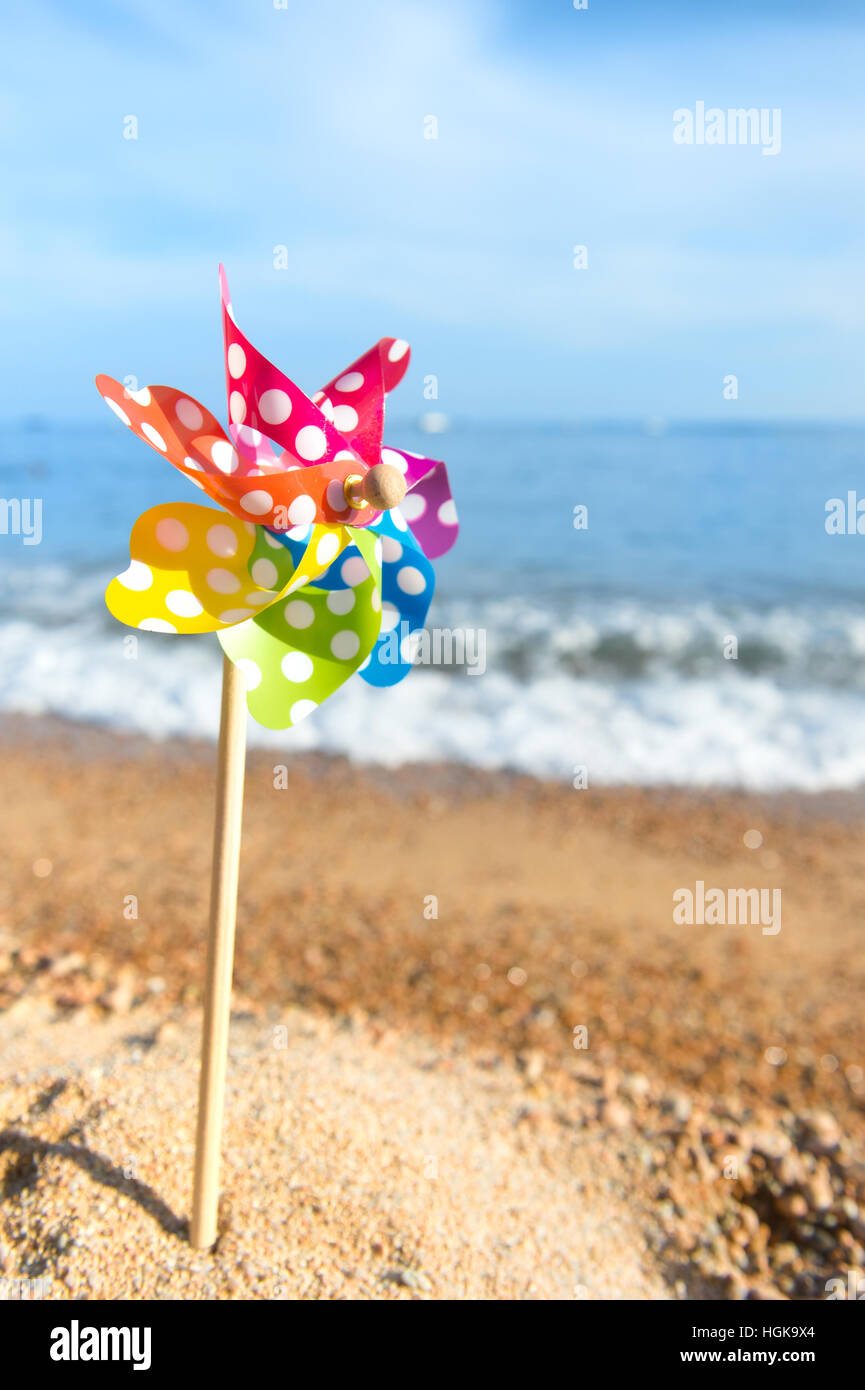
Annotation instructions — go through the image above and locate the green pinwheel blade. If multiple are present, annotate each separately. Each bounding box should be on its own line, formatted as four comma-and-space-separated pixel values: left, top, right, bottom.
217, 526, 382, 729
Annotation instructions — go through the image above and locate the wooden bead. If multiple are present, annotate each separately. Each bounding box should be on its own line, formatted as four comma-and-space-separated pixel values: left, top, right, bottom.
361, 463, 407, 511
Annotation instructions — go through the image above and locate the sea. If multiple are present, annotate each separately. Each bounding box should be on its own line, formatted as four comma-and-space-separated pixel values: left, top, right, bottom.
2, 416, 865, 790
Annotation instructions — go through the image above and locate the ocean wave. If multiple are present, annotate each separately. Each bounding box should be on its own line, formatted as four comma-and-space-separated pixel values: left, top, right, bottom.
11, 564, 865, 679
2, 565, 865, 789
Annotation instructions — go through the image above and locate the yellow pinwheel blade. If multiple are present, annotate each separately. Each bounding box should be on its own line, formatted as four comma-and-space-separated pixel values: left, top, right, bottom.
107, 505, 355, 635
106, 503, 296, 634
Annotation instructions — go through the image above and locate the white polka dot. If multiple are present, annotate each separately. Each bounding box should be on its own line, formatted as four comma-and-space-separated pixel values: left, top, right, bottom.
334, 372, 363, 392
262, 529, 284, 549
117, 560, 153, 591
138, 618, 176, 633
233, 658, 261, 690
115, 561, 152, 594
287, 523, 311, 542
175, 398, 204, 430
381, 448, 408, 474
326, 479, 349, 512
227, 343, 246, 379
206, 568, 241, 593
331, 404, 358, 434
387, 339, 409, 362
326, 588, 356, 615
371, 588, 381, 612
218, 608, 254, 624
165, 589, 204, 617
288, 495, 316, 526
229, 391, 246, 424
390, 508, 408, 532
438, 499, 458, 526
295, 425, 327, 460
381, 535, 403, 563
284, 600, 315, 628
211, 440, 239, 473
285, 574, 309, 594
127, 386, 151, 405
141, 422, 167, 452
281, 651, 314, 682
258, 388, 292, 424
381, 602, 400, 631
105, 397, 131, 426
396, 565, 426, 594
155, 518, 189, 551
374, 538, 383, 566
311, 390, 325, 404
240, 490, 274, 516
331, 629, 360, 661
237, 425, 262, 446
183, 454, 203, 471
251, 557, 279, 589
315, 533, 340, 566
340, 556, 368, 587
290, 699, 317, 724
207, 524, 239, 558
400, 492, 426, 521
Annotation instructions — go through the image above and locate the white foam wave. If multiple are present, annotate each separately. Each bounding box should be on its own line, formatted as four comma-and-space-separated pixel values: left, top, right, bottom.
3, 610, 865, 790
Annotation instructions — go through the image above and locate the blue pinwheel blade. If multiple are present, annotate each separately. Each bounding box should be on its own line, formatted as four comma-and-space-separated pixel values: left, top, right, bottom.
360, 511, 435, 687
267, 509, 436, 687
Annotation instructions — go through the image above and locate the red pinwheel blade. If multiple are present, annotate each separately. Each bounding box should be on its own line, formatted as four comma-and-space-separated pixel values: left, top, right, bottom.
314, 336, 411, 468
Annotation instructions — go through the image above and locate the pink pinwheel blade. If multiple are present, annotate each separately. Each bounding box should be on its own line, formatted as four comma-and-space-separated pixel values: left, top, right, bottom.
219, 265, 361, 473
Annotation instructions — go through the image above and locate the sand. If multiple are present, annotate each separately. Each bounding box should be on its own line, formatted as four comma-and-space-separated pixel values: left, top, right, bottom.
1, 715, 864, 1300
1, 1003, 669, 1300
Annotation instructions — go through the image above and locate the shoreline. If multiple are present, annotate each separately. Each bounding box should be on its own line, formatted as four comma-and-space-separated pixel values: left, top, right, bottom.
4, 709, 865, 821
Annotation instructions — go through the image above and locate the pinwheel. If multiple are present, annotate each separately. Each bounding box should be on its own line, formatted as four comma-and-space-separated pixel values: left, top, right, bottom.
98, 266, 458, 728
97, 268, 458, 1247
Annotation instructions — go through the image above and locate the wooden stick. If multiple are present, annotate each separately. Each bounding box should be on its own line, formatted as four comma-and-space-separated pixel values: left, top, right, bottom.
190, 653, 247, 1249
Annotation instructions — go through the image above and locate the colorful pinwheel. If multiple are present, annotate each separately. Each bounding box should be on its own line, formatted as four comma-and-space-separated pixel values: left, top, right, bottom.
97, 266, 458, 728
97, 268, 461, 1249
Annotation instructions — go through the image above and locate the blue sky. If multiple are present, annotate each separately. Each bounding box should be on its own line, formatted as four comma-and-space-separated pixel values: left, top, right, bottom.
3, 0, 864, 422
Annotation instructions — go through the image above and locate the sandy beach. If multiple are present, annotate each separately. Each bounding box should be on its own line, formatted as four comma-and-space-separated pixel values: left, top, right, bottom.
1, 715, 863, 1300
